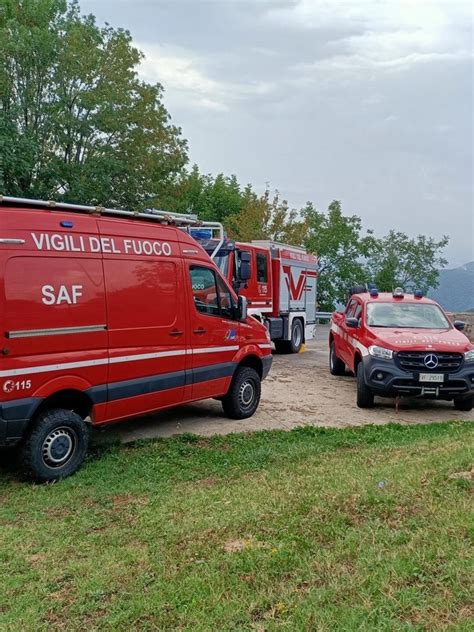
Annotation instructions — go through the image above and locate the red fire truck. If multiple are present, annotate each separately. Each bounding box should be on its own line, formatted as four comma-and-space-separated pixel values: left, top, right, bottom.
330, 286, 474, 410
197, 237, 318, 353
0, 196, 273, 481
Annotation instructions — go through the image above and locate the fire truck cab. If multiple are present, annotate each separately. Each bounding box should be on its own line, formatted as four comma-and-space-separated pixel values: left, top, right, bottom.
198, 237, 318, 354
0, 197, 273, 481
330, 286, 474, 410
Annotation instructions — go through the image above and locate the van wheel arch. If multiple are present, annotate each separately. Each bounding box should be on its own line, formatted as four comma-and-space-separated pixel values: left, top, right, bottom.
237, 354, 263, 379
31, 389, 94, 426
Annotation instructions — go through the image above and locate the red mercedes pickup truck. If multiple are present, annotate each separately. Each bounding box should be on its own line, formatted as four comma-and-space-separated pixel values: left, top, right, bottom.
329, 287, 474, 410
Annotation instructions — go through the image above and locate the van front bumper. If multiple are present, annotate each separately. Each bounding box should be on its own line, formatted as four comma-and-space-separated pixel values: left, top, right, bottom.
0, 398, 41, 447
362, 357, 474, 401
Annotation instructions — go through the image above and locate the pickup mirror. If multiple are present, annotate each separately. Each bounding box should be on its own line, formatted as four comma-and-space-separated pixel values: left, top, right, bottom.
238, 252, 251, 282
345, 317, 359, 329
453, 320, 465, 331
237, 295, 248, 321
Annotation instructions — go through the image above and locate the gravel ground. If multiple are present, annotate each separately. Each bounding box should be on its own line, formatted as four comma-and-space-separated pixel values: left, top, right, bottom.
100, 325, 473, 444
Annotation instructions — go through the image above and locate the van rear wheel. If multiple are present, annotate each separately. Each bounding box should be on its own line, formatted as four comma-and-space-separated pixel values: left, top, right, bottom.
222, 366, 261, 419
20, 408, 89, 483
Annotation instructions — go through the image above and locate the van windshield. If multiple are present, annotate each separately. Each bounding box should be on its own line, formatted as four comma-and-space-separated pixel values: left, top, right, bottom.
366, 302, 450, 329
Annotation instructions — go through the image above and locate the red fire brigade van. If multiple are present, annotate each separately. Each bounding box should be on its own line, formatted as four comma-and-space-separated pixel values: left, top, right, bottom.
330, 286, 474, 410
0, 196, 273, 481
196, 237, 318, 353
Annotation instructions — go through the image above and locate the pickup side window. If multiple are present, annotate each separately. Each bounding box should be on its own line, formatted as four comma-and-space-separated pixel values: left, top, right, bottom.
256, 253, 268, 283
345, 299, 357, 317
189, 266, 234, 319
353, 303, 362, 321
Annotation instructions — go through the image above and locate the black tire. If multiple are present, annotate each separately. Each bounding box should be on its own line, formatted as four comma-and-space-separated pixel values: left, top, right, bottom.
20, 408, 89, 483
453, 397, 473, 412
356, 363, 374, 408
222, 366, 261, 419
329, 342, 345, 375
274, 320, 304, 354
289, 319, 304, 353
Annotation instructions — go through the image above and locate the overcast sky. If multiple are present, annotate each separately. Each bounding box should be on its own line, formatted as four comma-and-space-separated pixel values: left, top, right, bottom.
82, 0, 473, 266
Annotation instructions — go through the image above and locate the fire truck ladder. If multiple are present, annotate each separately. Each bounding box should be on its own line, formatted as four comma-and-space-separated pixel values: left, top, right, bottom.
0, 195, 224, 259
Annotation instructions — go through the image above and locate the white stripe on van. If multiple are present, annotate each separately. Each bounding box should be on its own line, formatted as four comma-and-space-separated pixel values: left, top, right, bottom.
0, 346, 241, 378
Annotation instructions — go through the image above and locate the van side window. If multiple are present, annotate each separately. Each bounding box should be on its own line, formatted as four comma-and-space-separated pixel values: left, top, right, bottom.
256, 253, 267, 283
190, 266, 219, 316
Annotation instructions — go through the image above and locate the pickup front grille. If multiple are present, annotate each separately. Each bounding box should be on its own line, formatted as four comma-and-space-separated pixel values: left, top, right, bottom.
396, 351, 463, 373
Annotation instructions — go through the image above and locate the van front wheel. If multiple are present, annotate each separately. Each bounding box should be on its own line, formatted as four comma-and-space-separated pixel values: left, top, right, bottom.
20, 408, 89, 483
222, 367, 261, 419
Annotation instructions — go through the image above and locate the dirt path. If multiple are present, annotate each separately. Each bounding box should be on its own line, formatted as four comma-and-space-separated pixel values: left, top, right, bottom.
99, 325, 473, 444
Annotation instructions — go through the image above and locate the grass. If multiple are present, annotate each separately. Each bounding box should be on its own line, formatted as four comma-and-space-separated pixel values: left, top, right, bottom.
0, 422, 473, 631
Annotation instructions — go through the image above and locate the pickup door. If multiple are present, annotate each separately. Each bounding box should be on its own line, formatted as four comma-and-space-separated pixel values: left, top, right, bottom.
337, 299, 363, 369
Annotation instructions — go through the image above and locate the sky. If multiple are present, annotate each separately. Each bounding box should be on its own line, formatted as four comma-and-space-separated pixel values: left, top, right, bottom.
81, 0, 473, 266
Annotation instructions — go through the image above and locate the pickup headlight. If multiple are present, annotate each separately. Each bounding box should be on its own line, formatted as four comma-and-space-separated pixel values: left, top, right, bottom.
368, 345, 394, 360
464, 349, 474, 362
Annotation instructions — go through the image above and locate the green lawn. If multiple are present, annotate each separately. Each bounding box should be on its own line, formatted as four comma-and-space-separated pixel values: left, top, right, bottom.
0, 422, 473, 631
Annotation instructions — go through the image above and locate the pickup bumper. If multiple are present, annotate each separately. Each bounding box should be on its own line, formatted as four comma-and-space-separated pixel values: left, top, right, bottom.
0, 398, 41, 447
362, 357, 474, 401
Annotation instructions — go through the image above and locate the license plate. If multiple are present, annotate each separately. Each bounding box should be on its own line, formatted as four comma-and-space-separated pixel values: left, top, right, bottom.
419, 373, 444, 383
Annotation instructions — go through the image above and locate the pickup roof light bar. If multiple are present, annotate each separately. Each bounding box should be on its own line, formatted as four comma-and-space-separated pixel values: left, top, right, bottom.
0, 195, 224, 259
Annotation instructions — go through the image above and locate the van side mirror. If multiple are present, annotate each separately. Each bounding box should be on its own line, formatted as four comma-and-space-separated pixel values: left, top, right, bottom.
453, 320, 465, 331
237, 295, 248, 321
345, 317, 359, 328
238, 252, 251, 282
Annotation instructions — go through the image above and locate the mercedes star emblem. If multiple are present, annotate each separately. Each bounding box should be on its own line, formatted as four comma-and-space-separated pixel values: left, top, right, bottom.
423, 353, 439, 369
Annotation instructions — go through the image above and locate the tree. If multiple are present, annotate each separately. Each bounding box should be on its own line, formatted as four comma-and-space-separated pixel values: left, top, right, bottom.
366, 230, 449, 293
302, 200, 374, 311
0, 0, 187, 208
226, 187, 306, 244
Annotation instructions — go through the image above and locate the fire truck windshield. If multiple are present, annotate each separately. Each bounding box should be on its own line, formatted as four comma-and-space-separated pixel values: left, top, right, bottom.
366, 303, 451, 329
211, 252, 229, 277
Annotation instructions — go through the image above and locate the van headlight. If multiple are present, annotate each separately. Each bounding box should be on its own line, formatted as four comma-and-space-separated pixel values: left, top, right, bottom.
464, 349, 474, 362
368, 345, 393, 360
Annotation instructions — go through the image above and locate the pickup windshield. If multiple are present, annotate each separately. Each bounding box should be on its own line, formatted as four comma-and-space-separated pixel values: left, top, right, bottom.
366, 302, 450, 329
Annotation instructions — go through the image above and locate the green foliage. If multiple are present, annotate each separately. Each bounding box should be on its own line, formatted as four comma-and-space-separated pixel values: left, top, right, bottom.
0, 0, 187, 207
301, 200, 374, 311
366, 230, 449, 294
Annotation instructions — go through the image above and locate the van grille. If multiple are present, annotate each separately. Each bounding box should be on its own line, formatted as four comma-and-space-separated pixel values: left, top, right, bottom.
396, 351, 463, 373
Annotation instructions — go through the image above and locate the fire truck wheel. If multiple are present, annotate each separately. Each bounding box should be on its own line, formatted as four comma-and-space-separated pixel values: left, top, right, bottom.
356, 363, 374, 408
453, 397, 473, 411
329, 342, 345, 375
20, 408, 89, 483
222, 366, 261, 419
289, 319, 304, 353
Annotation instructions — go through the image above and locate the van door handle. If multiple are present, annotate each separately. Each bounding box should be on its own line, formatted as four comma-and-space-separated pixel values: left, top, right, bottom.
169, 329, 184, 337
193, 328, 207, 335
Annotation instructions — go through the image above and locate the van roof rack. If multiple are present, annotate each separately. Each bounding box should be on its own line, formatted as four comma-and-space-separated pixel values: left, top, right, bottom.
0, 195, 224, 258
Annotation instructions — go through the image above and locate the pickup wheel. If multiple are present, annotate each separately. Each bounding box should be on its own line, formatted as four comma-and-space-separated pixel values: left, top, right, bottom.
453, 397, 473, 412
20, 408, 89, 483
222, 366, 261, 419
329, 342, 345, 375
356, 363, 374, 408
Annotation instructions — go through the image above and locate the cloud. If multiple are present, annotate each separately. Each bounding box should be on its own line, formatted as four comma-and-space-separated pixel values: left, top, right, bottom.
266, 0, 472, 79
139, 43, 277, 111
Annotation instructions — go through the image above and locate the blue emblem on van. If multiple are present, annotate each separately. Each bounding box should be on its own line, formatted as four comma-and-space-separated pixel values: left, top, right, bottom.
225, 329, 237, 341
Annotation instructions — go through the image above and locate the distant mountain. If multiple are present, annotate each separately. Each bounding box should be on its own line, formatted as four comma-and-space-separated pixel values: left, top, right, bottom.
428, 261, 474, 312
